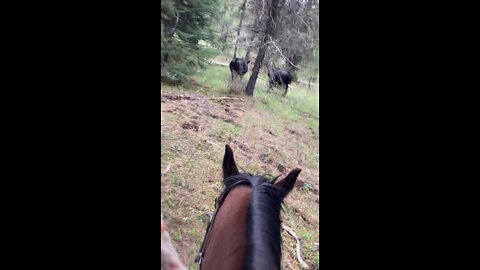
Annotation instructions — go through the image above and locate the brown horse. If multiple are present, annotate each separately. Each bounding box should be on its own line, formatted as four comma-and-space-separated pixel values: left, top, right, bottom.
196, 145, 301, 270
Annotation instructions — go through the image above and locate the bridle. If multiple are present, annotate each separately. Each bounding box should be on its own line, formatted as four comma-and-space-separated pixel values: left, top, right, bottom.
195, 174, 253, 267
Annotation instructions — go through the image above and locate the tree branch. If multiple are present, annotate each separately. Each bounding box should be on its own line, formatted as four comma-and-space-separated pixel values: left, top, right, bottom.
282, 224, 310, 269
266, 36, 302, 69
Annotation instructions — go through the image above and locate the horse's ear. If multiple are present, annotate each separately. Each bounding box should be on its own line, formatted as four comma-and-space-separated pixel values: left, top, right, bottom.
223, 145, 239, 178
275, 168, 301, 197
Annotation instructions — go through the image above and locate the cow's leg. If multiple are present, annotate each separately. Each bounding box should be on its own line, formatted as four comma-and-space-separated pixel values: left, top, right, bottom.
283, 84, 288, 97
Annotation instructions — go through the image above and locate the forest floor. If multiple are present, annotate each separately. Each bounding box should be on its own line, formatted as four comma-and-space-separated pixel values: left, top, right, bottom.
161, 58, 319, 269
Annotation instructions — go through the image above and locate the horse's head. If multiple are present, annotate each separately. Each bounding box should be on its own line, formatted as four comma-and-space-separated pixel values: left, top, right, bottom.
198, 145, 301, 270
223, 144, 301, 199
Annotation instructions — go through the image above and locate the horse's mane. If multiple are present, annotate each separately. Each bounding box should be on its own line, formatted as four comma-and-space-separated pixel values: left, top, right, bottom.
243, 175, 286, 270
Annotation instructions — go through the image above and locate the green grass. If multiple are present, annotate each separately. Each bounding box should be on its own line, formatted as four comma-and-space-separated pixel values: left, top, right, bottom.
208, 122, 240, 140
191, 61, 319, 123
191, 65, 231, 96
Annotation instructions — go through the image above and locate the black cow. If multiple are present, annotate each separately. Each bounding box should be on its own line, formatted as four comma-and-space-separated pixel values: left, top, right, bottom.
229, 58, 250, 80
268, 69, 293, 96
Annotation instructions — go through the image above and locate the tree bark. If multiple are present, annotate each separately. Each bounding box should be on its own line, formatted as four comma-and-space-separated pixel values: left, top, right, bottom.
245, 0, 280, 96
245, 47, 251, 61
219, 1, 229, 52
233, 0, 247, 59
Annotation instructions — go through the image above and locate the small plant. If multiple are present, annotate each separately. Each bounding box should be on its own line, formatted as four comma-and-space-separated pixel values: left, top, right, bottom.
302, 182, 313, 191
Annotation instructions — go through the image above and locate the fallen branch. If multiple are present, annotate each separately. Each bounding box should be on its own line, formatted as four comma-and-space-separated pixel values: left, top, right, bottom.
206, 140, 221, 148
266, 37, 303, 70
210, 97, 247, 102
282, 224, 310, 269
162, 163, 172, 175
297, 80, 319, 88
207, 60, 229, 67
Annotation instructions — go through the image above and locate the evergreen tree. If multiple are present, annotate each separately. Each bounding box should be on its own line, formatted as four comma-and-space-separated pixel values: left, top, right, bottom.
161, 0, 220, 83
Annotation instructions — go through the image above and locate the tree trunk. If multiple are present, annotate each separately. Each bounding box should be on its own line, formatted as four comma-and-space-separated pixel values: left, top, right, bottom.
245, 47, 251, 61
219, 1, 229, 52
221, 32, 228, 52
264, 49, 271, 78
245, 0, 280, 96
233, 0, 247, 59
245, 43, 267, 95
245, 5, 260, 62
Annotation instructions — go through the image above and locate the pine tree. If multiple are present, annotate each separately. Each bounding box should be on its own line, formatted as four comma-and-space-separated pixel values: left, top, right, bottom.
161, 0, 220, 83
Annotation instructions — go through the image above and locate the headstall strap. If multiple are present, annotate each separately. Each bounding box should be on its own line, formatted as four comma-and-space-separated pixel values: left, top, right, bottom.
195, 174, 252, 267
